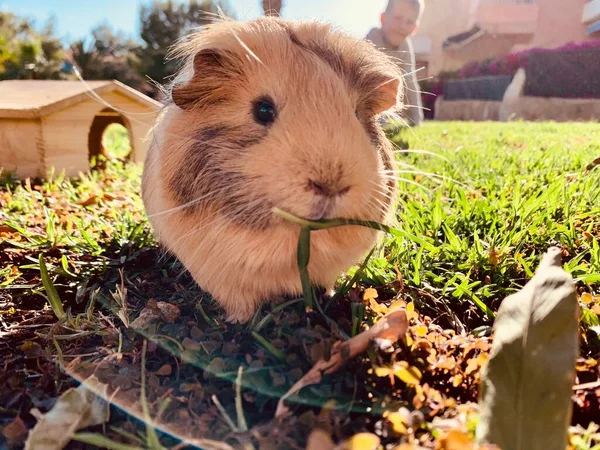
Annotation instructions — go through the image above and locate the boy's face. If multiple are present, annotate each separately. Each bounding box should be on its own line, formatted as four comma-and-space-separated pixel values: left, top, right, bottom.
381, 2, 420, 47
262, 0, 282, 15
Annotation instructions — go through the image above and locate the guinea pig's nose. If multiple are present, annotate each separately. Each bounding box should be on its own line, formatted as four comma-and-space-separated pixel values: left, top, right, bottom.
308, 179, 350, 197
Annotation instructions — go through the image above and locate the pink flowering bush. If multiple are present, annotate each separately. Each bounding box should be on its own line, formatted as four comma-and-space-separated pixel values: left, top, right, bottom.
421, 39, 600, 114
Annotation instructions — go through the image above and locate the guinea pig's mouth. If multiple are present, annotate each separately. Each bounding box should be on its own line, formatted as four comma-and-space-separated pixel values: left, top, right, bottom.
306, 196, 336, 221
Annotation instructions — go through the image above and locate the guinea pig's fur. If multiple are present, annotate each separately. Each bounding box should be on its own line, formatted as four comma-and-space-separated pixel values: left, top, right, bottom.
142, 16, 405, 323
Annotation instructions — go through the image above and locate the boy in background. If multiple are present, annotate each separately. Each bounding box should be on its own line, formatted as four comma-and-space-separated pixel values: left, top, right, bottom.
366, 0, 425, 126
262, 0, 283, 16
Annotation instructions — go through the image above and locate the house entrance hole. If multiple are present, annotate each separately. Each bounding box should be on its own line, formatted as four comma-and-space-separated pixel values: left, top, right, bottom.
88, 108, 132, 168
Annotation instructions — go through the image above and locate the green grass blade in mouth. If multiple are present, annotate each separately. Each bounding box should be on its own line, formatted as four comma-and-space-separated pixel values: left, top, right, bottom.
298, 227, 313, 312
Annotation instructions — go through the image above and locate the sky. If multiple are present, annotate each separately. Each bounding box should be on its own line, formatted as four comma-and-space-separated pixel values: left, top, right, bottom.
0, 0, 389, 43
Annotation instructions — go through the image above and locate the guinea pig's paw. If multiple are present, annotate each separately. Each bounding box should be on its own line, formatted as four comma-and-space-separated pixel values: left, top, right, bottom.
224, 305, 257, 325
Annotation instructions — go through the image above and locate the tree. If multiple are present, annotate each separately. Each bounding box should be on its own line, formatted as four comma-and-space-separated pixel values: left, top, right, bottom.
66, 24, 147, 93
137, 0, 235, 92
0, 12, 67, 80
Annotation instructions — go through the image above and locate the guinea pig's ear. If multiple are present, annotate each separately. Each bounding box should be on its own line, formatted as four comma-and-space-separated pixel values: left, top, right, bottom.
171, 48, 242, 110
369, 76, 402, 115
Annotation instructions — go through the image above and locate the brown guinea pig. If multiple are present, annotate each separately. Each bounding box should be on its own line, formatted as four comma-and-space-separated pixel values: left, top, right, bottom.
141, 16, 404, 323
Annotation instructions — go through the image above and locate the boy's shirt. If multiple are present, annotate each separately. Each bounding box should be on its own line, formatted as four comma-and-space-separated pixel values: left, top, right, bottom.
365, 27, 424, 126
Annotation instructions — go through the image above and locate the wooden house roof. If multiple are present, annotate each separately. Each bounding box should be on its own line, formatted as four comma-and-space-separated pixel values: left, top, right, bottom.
0, 80, 163, 119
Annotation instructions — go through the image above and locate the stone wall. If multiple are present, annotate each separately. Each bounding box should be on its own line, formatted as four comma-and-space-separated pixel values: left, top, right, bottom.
434, 69, 600, 122
434, 98, 501, 121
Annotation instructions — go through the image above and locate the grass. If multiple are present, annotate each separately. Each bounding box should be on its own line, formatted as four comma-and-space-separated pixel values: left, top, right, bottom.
382, 121, 600, 325
1, 121, 599, 450
102, 123, 132, 160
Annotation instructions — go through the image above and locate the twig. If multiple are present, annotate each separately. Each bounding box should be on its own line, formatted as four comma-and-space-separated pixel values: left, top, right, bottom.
275, 309, 408, 418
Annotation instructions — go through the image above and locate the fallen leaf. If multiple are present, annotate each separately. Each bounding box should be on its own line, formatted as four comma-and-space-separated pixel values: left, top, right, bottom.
77, 195, 97, 207
369, 298, 387, 315
394, 362, 422, 386
305, 429, 335, 450
580, 293, 594, 304
2, 417, 28, 441
385, 410, 410, 434
24, 378, 109, 450
363, 288, 378, 302
156, 301, 181, 323
488, 249, 499, 268
452, 374, 464, 387
414, 324, 428, 337
276, 310, 408, 418
342, 433, 380, 450
406, 302, 418, 321
156, 364, 172, 376
437, 429, 474, 450
585, 156, 600, 172
475, 247, 579, 450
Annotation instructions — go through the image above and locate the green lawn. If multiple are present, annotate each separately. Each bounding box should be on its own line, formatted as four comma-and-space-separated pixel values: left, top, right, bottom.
1, 121, 599, 449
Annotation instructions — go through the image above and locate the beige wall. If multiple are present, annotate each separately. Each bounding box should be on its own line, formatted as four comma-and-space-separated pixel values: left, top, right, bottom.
413, 0, 474, 75
0, 119, 43, 178
436, 96, 600, 122
43, 91, 157, 177
474, 3, 539, 34
528, 0, 593, 49
418, 0, 596, 77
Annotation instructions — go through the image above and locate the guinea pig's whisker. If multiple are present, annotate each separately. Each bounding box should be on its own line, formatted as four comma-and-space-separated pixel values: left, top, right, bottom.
228, 25, 264, 66
374, 173, 432, 193
391, 149, 452, 163
146, 189, 227, 218
393, 170, 467, 187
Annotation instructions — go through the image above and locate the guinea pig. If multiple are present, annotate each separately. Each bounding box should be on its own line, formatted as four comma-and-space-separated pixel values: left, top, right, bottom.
141, 16, 405, 323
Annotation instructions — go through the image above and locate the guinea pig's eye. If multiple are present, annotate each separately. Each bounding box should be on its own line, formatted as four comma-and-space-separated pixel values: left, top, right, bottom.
252, 98, 277, 126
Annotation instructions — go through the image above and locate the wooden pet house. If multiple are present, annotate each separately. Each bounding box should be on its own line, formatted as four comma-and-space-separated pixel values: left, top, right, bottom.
0, 80, 162, 179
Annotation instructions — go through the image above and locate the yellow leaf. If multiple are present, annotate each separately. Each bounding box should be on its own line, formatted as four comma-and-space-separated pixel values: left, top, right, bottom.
386, 412, 408, 434
374, 366, 393, 377
438, 429, 475, 450
464, 358, 479, 376
488, 249, 500, 268
406, 302, 418, 321
364, 288, 379, 301
388, 299, 407, 312
369, 298, 388, 315
415, 324, 428, 337
19, 341, 34, 351
394, 363, 422, 386
580, 293, 595, 304
344, 432, 381, 450
452, 374, 463, 387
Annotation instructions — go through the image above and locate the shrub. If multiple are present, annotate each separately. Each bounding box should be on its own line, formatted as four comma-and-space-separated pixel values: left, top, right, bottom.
523, 41, 600, 99
420, 39, 600, 112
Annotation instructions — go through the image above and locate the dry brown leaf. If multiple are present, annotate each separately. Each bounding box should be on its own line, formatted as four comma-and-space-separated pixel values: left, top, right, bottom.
305, 429, 335, 450
275, 310, 408, 418
585, 156, 600, 172
2, 417, 28, 441
24, 377, 109, 450
156, 364, 173, 376
77, 195, 98, 207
